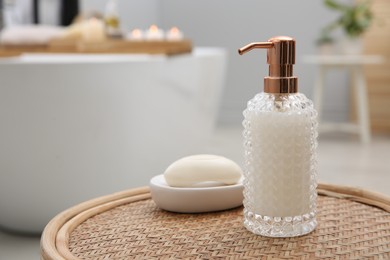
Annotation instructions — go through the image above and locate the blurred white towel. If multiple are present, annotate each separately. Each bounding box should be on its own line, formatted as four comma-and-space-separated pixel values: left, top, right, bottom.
0, 25, 65, 45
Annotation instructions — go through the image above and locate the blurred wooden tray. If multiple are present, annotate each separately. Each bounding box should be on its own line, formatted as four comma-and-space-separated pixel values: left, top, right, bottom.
0, 39, 192, 57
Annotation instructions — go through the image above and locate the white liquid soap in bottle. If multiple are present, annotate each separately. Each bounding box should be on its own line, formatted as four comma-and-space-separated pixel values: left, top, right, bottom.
238, 36, 318, 237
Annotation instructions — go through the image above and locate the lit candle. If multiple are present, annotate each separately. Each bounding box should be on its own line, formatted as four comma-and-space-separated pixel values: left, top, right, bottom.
126, 29, 144, 41
166, 27, 183, 41
82, 18, 106, 43
145, 25, 164, 40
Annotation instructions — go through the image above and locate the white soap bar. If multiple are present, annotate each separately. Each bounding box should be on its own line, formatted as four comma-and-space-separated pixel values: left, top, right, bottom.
164, 154, 243, 187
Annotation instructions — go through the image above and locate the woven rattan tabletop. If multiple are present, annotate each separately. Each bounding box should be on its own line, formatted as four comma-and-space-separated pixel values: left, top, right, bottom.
41, 184, 390, 259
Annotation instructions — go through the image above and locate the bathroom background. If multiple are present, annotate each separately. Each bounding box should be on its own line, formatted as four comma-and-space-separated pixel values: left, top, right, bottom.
81, 0, 351, 124
0, 0, 389, 259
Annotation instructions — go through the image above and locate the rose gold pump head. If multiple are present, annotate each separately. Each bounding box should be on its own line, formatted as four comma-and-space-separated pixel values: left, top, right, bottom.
238, 36, 298, 94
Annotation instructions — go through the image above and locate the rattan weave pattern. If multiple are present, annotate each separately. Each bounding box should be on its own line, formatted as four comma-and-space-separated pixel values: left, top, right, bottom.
68, 195, 390, 259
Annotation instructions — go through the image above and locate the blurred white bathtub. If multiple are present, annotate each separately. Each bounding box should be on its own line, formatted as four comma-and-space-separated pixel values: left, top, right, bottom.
0, 48, 227, 233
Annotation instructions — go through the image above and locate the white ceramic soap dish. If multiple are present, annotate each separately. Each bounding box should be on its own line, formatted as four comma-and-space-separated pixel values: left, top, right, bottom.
150, 174, 244, 213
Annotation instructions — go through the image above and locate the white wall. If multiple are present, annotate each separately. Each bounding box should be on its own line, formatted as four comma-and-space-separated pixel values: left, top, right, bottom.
159, 0, 350, 125
82, 0, 350, 125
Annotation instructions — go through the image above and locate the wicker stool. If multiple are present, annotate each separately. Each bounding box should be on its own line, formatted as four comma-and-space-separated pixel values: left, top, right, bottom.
41, 184, 390, 259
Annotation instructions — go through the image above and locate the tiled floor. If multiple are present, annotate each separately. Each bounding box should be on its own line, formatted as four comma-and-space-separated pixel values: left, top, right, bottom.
1, 126, 390, 259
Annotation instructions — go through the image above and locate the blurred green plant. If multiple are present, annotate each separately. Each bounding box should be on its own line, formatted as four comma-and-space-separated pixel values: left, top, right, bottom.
317, 0, 373, 45
316, 28, 336, 46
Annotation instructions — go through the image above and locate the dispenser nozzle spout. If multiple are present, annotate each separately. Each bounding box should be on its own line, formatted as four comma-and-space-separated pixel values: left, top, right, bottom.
238, 36, 298, 94
238, 42, 273, 55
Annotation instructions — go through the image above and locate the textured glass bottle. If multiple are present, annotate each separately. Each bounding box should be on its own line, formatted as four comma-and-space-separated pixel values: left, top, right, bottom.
242, 93, 318, 237
239, 37, 318, 237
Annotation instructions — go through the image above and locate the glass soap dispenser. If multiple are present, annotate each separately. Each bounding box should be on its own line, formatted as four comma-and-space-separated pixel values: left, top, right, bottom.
239, 36, 318, 237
